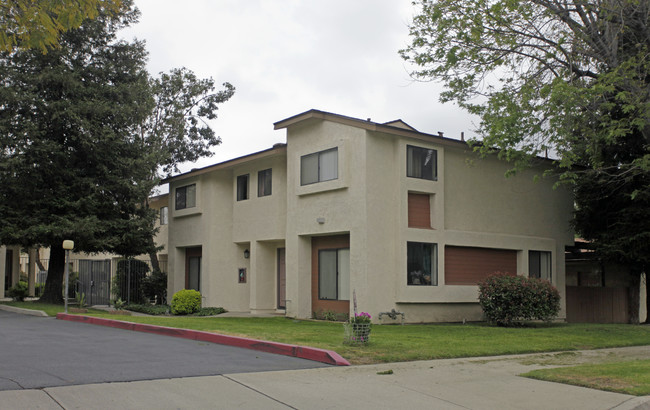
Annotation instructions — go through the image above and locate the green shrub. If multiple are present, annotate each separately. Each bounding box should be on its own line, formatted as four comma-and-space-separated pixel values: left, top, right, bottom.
142, 268, 167, 305
478, 272, 560, 327
126, 304, 170, 315
170, 289, 202, 315
7, 281, 29, 301
194, 307, 226, 316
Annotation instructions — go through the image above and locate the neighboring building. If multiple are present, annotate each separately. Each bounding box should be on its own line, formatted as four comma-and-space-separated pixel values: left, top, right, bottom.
1, 193, 169, 302
1, 245, 21, 299
164, 110, 575, 323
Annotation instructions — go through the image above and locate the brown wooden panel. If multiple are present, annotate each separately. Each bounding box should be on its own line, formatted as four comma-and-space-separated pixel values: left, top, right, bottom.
444, 246, 517, 285
566, 286, 629, 323
408, 193, 431, 229
311, 235, 350, 316
277, 248, 286, 309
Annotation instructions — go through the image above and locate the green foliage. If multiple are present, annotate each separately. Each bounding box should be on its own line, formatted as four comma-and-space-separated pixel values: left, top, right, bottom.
194, 307, 226, 316
126, 304, 170, 315
75, 292, 86, 308
112, 260, 149, 305
113, 298, 126, 310
7, 281, 29, 301
0, 0, 123, 52
141, 268, 167, 305
170, 289, 202, 315
478, 273, 560, 327
314, 309, 346, 322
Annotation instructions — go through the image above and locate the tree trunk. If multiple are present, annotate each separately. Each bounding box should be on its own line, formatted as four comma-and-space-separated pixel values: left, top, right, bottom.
39, 245, 65, 304
643, 266, 650, 324
628, 271, 640, 324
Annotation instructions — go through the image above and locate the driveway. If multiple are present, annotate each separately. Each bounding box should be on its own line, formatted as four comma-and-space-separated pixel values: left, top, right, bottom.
0, 310, 326, 391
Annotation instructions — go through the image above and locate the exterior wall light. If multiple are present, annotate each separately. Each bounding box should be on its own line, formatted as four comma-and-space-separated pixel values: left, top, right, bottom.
244, 249, 250, 259
62, 240, 74, 314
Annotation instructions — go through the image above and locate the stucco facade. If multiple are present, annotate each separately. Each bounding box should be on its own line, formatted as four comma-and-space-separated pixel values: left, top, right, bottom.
165, 110, 574, 323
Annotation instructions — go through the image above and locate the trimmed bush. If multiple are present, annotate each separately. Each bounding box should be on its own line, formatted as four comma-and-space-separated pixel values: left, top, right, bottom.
7, 281, 29, 301
478, 272, 560, 327
170, 289, 202, 315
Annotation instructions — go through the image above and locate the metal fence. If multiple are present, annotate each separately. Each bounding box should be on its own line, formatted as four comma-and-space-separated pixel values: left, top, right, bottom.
18, 256, 167, 305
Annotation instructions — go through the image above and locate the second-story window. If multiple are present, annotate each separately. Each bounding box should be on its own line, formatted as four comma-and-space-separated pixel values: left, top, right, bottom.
237, 174, 249, 201
175, 184, 196, 210
258, 168, 272, 197
407, 145, 437, 180
300, 147, 338, 185
159, 206, 169, 225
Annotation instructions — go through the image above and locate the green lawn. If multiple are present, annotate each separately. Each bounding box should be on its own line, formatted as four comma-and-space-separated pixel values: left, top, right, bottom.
0, 301, 104, 317
4, 301, 650, 366
523, 360, 650, 396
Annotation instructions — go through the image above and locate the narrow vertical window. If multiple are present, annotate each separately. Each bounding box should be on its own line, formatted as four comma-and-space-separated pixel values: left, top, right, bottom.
529, 251, 552, 280
237, 174, 249, 201
258, 168, 272, 197
159, 206, 168, 225
407, 145, 437, 180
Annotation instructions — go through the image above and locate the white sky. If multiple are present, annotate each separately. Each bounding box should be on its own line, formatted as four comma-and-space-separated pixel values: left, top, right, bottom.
120, 0, 479, 174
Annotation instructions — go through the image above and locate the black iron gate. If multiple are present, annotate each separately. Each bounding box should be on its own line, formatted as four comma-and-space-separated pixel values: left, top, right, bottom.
78, 260, 111, 305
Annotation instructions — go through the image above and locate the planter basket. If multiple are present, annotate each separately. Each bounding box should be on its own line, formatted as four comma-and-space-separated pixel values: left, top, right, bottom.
343, 322, 371, 345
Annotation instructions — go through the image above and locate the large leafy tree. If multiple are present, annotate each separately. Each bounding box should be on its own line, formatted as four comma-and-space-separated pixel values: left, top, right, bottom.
0, 1, 234, 304
0, 1, 152, 303
1, 0, 122, 52
139, 68, 235, 273
401, 0, 650, 322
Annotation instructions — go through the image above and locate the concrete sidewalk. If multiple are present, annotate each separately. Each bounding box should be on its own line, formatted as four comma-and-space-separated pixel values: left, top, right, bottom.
2, 347, 649, 409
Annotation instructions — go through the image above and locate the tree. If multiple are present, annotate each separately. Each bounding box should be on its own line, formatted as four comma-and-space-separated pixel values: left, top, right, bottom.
0, 2, 235, 304
140, 68, 234, 273
0, 0, 122, 52
0, 1, 155, 303
401, 1, 650, 322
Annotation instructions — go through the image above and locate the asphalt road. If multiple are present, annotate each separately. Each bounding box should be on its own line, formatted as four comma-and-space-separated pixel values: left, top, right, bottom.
0, 310, 327, 391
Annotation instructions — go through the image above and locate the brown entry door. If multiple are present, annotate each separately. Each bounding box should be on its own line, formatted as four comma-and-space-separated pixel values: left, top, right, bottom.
277, 248, 286, 309
312, 235, 350, 316
185, 247, 202, 291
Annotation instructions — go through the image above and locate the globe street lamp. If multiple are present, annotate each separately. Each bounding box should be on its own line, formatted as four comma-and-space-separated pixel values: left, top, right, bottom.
62, 240, 74, 313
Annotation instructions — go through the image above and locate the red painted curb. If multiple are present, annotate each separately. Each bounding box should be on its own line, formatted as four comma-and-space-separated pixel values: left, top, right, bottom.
56, 313, 350, 366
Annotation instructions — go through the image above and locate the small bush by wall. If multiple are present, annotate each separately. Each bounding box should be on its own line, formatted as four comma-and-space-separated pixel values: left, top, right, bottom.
7, 281, 29, 301
170, 289, 202, 315
478, 272, 560, 326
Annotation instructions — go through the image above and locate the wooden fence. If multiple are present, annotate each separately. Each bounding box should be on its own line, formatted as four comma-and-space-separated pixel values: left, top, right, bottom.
566, 286, 629, 323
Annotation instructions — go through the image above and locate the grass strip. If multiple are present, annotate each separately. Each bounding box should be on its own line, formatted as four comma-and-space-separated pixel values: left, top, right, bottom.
4, 301, 650, 365
522, 360, 650, 396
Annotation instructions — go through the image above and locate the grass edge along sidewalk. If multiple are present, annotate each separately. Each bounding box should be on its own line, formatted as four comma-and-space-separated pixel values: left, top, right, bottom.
56, 313, 350, 366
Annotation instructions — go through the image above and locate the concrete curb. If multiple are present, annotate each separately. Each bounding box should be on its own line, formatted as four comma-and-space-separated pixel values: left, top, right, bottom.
56, 313, 350, 366
0, 304, 48, 317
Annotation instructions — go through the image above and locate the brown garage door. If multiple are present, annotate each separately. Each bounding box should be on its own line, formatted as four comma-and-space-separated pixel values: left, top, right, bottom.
445, 246, 517, 285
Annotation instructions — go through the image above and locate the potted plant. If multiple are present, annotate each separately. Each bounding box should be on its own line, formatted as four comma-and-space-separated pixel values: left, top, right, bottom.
344, 312, 372, 344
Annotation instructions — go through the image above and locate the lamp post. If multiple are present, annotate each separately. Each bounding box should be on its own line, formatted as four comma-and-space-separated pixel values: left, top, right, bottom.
62, 240, 74, 313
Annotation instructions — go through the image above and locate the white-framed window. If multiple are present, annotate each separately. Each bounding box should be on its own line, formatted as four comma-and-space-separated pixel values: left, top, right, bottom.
301, 147, 338, 185
407, 145, 437, 180
237, 174, 249, 201
407, 242, 438, 286
258, 168, 272, 197
159, 206, 168, 225
318, 248, 350, 300
175, 184, 196, 210
529, 250, 552, 281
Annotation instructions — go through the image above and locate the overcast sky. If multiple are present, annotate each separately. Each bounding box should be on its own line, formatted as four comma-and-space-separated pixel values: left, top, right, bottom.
120, 0, 478, 174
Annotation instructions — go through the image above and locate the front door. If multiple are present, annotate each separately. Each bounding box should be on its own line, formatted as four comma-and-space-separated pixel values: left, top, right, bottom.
277, 248, 286, 309
311, 235, 350, 317
185, 247, 202, 292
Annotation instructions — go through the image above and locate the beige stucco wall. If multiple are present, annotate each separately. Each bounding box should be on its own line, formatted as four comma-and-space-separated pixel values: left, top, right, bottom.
167, 150, 287, 312
165, 114, 575, 323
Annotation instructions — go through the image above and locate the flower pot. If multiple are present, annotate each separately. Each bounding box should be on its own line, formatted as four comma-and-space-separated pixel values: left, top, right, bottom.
343, 322, 371, 345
